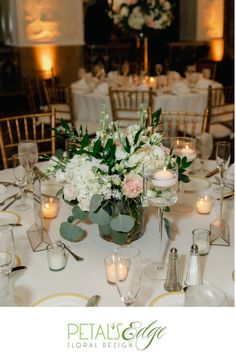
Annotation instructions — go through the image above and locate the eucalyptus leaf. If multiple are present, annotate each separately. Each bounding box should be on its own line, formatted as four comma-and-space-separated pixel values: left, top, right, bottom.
89, 194, 104, 212
110, 214, 135, 233
60, 222, 84, 242
163, 217, 174, 240
67, 215, 76, 223
89, 208, 110, 225
99, 224, 112, 236
72, 205, 88, 220
111, 230, 128, 245
56, 188, 63, 198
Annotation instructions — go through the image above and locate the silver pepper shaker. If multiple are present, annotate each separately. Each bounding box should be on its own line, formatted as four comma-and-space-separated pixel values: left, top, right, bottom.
164, 247, 182, 292
184, 244, 202, 287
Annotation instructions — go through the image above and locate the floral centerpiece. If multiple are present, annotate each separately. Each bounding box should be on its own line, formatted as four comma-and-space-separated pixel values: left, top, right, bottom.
109, 0, 173, 35
45, 106, 191, 245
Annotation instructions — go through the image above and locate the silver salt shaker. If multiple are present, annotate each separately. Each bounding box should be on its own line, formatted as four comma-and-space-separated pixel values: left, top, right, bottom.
164, 247, 182, 292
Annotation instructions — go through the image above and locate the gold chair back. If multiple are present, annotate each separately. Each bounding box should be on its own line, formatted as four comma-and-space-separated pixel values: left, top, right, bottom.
0, 110, 56, 169
109, 87, 154, 127
158, 111, 208, 138
205, 86, 234, 138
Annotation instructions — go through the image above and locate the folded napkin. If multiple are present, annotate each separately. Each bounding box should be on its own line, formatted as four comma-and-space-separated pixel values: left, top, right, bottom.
93, 82, 109, 95
171, 82, 191, 95
195, 79, 222, 90
167, 71, 181, 80
71, 79, 90, 93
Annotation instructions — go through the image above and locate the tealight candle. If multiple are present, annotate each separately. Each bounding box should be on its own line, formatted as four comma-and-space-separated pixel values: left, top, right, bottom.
196, 195, 213, 214
104, 254, 128, 284
42, 196, 58, 219
47, 242, 66, 271
180, 145, 197, 161
152, 167, 177, 188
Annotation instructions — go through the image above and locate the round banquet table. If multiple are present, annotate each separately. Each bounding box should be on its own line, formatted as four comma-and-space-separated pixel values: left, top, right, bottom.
0, 161, 234, 307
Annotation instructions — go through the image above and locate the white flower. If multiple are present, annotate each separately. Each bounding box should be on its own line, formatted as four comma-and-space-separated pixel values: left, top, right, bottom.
115, 147, 128, 160
163, 1, 171, 11
152, 145, 165, 159
55, 170, 66, 183
120, 5, 129, 17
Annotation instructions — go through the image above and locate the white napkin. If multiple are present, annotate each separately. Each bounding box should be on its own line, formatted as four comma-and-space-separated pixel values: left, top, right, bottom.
167, 71, 181, 80
71, 79, 90, 93
93, 82, 109, 95
195, 79, 222, 90
171, 82, 191, 95
0, 185, 7, 195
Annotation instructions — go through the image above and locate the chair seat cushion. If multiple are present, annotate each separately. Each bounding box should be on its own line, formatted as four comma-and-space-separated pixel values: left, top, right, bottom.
209, 124, 232, 138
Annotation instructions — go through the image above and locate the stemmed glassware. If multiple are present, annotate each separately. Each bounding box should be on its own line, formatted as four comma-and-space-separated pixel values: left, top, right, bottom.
18, 140, 38, 181
12, 154, 31, 211
171, 137, 197, 213
143, 163, 178, 280
0, 225, 15, 306
195, 133, 213, 174
114, 245, 141, 306
210, 141, 231, 246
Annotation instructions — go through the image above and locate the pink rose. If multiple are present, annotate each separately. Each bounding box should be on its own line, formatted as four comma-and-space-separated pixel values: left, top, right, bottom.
123, 174, 143, 198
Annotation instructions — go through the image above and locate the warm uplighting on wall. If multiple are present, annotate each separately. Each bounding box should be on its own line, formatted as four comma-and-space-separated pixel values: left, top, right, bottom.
210, 38, 224, 62
33, 46, 57, 76
197, 0, 224, 40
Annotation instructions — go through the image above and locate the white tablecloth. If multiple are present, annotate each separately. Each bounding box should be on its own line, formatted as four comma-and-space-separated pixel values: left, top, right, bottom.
0, 162, 234, 307
72, 90, 208, 134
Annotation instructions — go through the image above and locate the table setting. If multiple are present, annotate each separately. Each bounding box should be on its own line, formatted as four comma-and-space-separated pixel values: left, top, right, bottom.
0, 108, 234, 307
71, 66, 223, 133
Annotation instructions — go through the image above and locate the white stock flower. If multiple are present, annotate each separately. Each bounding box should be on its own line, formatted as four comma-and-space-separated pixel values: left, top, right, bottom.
115, 147, 128, 160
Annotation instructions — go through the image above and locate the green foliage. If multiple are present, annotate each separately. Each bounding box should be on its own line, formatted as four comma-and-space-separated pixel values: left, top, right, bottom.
152, 108, 162, 127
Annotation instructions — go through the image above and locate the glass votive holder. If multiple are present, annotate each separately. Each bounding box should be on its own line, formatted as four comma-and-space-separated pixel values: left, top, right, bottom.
192, 228, 211, 256
196, 194, 213, 214
104, 254, 128, 284
42, 196, 58, 219
47, 242, 66, 271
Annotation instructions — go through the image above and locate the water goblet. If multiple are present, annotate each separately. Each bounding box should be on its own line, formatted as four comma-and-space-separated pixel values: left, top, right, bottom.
195, 132, 213, 174
0, 225, 16, 306
210, 141, 231, 246
12, 154, 31, 211
143, 164, 178, 280
18, 140, 38, 183
114, 245, 141, 306
171, 137, 197, 213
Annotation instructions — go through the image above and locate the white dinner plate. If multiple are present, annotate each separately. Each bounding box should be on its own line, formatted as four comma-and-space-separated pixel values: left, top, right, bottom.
32, 293, 89, 307
0, 211, 21, 225
149, 292, 185, 307
184, 177, 211, 192
0, 184, 7, 195
41, 182, 63, 197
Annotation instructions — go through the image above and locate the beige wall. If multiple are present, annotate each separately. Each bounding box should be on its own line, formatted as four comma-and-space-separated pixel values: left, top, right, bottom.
19, 45, 84, 84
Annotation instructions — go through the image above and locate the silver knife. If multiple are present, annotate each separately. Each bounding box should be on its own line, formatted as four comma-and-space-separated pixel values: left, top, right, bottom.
86, 295, 101, 307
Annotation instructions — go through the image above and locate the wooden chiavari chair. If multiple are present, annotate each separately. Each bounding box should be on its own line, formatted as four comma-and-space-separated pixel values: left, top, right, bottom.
0, 110, 56, 169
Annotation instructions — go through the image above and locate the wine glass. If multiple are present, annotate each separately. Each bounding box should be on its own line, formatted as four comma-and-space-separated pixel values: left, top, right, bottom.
114, 245, 141, 306
195, 132, 213, 174
210, 141, 231, 246
155, 64, 163, 76
18, 140, 38, 183
143, 163, 178, 280
171, 137, 197, 213
12, 154, 31, 211
0, 225, 16, 306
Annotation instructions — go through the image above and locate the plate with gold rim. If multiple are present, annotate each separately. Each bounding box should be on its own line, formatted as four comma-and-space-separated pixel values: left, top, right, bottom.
0, 211, 21, 225
32, 293, 90, 307
149, 292, 185, 307
184, 177, 211, 192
